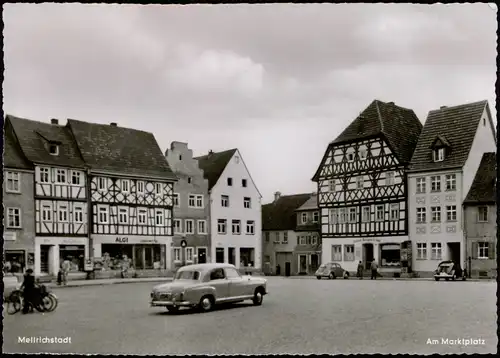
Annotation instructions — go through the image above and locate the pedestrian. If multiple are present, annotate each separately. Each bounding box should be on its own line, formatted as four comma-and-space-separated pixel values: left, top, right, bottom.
4, 260, 12, 274
370, 260, 378, 280
357, 261, 364, 279
21, 268, 38, 314
121, 255, 130, 278
61, 257, 71, 285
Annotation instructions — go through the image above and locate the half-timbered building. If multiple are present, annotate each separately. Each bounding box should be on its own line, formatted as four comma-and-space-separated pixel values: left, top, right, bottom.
165, 141, 210, 267
7, 116, 89, 277
195, 149, 262, 271
67, 119, 177, 272
407, 101, 496, 276
312, 100, 423, 275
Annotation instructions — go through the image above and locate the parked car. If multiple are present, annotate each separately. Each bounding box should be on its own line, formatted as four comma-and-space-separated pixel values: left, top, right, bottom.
315, 262, 349, 280
434, 260, 466, 281
150, 263, 268, 313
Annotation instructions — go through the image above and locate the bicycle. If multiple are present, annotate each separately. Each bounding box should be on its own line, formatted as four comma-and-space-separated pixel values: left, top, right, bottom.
6, 285, 58, 314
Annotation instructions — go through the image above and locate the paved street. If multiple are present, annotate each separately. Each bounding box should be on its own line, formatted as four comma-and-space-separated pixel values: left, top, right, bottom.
3, 277, 496, 355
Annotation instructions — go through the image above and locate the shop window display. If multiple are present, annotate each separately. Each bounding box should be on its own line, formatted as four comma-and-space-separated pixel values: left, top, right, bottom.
99, 244, 164, 270
59, 245, 85, 272
380, 244, 401, 267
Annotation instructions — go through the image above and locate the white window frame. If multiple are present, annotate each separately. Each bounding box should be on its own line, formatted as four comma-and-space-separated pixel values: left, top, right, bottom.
188, 194, 196, 208
58, 205, 69, 223
155, 210, 164, 226
221, 195, 229, 207
445, 174, 456, 191
433, 148, 445, 162
155, 183, 163, 195
185, 219, 194, 234
195, 195, 204, 208
478, 242, 489, 259
56, 169, 67, 184
344, 244, 354, 261
282, 231, 288, 244
98, 177, 107, 191
136, 180, 145, 194
246, 220, 255, 235
121, 179, 130, 193
431, 243, 442, 260
311, 236, 318, 245
6, 171, 21, 193
185, 247, 195, 262
431, 176, 441, 192
478, 206, 488, 222
348, 207, 357, 223
356, 176, 364, 189
328, 179, 336, 192
431, 206, 441, 223
98, 206, 109, 224
301, 212, 307, 224
71, 171, 81, 186
42, 205, 52, 222
173, 193, 180, 207
347, 151, 355, 162
330, 208, 338, 225
232, 220, 241, 235
359, 148, 367, 161
7, 207, 22, 228
362, 206, 370, 222
244, 197, 251, 209
446, 205, 457, 222
40, 167, 50, 183
416, 243, 427, 260
217, 219, 227, 234
299, 236, 306, 245
173, 219, 182, 233
416, 177, 426, 194
138, 209, 147, 225
339, 208, 347, 224
375, 205, 384, 222
312, 211, 319, 223
197, 220, 207, 234
49, 143, 59, 156
385, 171, 395, 186
331, 245, 342, 261
74, 206, 84, 223
416, 207, 426, 223
173, 248, 181, 262
390, 203, 399, 221
118, 208, 129, 224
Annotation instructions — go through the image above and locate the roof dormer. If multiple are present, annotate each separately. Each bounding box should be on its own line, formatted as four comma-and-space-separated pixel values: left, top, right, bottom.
48, 141, 60, 156
429, 135, 451, 162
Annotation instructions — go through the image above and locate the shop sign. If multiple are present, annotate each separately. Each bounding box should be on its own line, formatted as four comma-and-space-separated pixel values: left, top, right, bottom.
61, 238, 85, 245
116, 237, 129, 243
4, 231, 16, 241
84, 258, 94, 271
140, 239, 158, 243
353, 238, 382, 244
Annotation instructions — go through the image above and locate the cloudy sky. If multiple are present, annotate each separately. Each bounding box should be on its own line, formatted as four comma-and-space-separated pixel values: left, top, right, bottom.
3, 3, 497, 203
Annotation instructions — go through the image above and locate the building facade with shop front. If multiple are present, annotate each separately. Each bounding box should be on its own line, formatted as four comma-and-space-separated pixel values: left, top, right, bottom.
6, 116, 90, 277
3, 119, 36, 275
166, 141, 210, 268
196, 149, 262, 270
67, 119, 177, 273
294, 194, 322, 275
407, 101, 496, 276
312, 100, 423, 275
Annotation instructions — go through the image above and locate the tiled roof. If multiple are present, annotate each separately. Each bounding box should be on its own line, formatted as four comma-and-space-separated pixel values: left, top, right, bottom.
331, 100, 423, 164
296, 194, 318, 211
262, 193, 312, 230
409, 100, 490, 173
67, 119, 176, 179
194, 149, 237, 190
3, 120, 33, 170
6, 115, 86, 168
464, 152, 496, 204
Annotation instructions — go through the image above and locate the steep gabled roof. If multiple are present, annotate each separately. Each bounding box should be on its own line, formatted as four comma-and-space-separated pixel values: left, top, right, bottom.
67, 119, 176, 179
3, 119, 33, 170
6, 115, 86, 168
464, 152, 496, 204
194, 149, 237, 190
295, 194, 318, 212
409, 100, 491, 173
262, 193, 312, 230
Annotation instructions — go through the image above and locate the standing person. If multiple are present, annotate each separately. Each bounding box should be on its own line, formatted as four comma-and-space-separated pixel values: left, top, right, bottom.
121, 255, 130, 278
21, 269, 38, 313
370, 259, 378, 280
4, 260, 12, 274
357, 261, 364, 279
61, 257, 71, 285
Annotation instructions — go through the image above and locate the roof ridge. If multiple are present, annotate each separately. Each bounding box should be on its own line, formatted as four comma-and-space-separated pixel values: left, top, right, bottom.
429, 100, 487, 113
375, 100, 384, 132
68, 118, 153, 135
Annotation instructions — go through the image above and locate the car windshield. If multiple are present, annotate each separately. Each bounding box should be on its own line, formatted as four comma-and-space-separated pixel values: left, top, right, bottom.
174, 270, 200, 280
319, 264, 327, 269
438, 263, 453, 273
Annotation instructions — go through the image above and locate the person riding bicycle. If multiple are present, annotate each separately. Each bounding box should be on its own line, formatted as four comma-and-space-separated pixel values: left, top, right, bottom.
21, 269, 40, 314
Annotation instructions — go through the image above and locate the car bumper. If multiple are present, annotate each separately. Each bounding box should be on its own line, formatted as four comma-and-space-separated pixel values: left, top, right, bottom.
434, 274, 453, 278
150, 300, 194, 308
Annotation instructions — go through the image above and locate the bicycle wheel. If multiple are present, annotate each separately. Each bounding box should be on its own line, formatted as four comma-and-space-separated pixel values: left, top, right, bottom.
45, 293, 58, 312
7, 291, 23, 315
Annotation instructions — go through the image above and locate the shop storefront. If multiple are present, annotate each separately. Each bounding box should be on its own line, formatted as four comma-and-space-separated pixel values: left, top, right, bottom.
353, 237, 409, 274
34, 237, 88, 276
92, 235, 172, 271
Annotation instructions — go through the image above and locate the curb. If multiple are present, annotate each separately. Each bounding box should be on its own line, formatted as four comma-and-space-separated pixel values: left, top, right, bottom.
272, 276, 494, 282
48, 278, 173, 289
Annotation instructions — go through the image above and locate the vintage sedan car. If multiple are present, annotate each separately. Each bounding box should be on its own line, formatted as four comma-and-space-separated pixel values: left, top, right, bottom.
315, 262, 349, 280
434, 260, 466, 281
150, 263, 268, 313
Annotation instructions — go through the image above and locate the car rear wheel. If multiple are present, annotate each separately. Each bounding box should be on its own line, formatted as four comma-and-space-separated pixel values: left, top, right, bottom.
316, 276, 321, 280
166, 306, 179, 313
198, 295, 214, 312
343, 271, 349, 279
434, 277, 440, 281
328, 272, 335, 279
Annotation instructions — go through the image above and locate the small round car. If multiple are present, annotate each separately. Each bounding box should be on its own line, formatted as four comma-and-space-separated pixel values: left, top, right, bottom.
315, 262, 349, 280
433, 260, 466, 281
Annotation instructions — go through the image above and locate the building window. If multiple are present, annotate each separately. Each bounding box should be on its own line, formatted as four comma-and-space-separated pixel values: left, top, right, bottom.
98, 206, 109, 224
356, 176, 364, 189
265, 232, 270, 242
445, 174, 456, 191
301, 212, 307, 224
155, 210, 164, 226
227, 177, 233, 186
282, 231, 288, 244
6, 171, 21, 193
347, 151, 354, 162
243, 197, 251, 209
446, 205, 457, 222
359, 148, 367, 160
385, 171, 395, 186
185, 247, 194, 262
311, 235, 318, 245
98, 177, 106, 191
74, 207, 83, 223
221, 195, 229, 207
136, 180, 145, 194
173, 219, 182, 233
380, 244, 400, 267
40, 168, 50, 183
344, 245, 354, 261
232, 220, 241, 234
433, 148, 445, 162
331, 245, 342, 261
58, 205, 68, 222
196, 195, 203, 208
42, 205, 52, 221
416, 208, 426, 223
49, 143, 59, 155
198, 220, 207, 234
173, 193, 180, 207
118, 208, 128, 224
329, 179, 336, 192
121, 180, 130, 193
274, 232, 280, 243
298, 236, 305, 245
362, 206, 370, 222
430, 176, 441, 192
155, 183, 163, 195
187, 177, 192, 184
56, 169, 66, 184
431, 206, 441, 222
313, 211, 319, 223
7, 208, 21, 228
348, 208, 357, 223
339, 208, 347, 223
431, 243, 442, 260
173, 248, 181, 262
185, 219, 194, 234
71, 171, 81, 185
478, 242, 489, 259
478, 206, 488, 222
138, 209, 147, 225
246, 220, 255, 235
217, 219, 227, 234
330, 208, 338, 225
188, 194, 196, 208
375, 205, 384, 221
416, 177, 426, 194
390, 203, 399, 221
242, 179, 247, 187
416, 243, 427, 260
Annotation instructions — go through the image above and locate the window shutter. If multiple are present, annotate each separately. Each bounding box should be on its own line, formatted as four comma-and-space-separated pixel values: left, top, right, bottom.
471, 241, 478, 259
488, 241, 495, 260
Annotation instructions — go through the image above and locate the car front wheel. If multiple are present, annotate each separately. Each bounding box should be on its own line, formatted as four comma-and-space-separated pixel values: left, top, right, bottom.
252, 289, 264, 306
316, 276, 321, 280
434, 277, 439, 281
343, 271, 349, 279
198, 295, 214, 312
166, 306, 179, 313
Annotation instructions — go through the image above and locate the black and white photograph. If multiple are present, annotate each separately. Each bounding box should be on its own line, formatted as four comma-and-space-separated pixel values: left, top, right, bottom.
2, 2, 497, 355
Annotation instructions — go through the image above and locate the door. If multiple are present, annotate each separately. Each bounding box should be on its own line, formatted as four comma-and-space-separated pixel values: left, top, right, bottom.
215, 248, 225, 263
285, 262, 291, 276
225, 267, 248, 298
298, 255, 307, 274
209, 268, 230, 301
144, 246, 153, 269
334, 263, 344, 277
310, 254, 319, 272
40, 245, 50, 274
134, 246, 143, 269
364, 244, 374, 269
447, 242, 461, 263
198, 248, 207, 264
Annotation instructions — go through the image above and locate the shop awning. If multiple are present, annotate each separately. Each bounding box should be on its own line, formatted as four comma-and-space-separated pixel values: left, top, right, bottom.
381, 244, 400, 251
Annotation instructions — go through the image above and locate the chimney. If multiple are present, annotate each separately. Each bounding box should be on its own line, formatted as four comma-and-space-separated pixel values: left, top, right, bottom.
110, 122, 117, 127
208, 150, 214, 157
51, 118, 59, 125
387, 102, 395, 105
274, 191, 281, 202
440, 106, 447, 109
